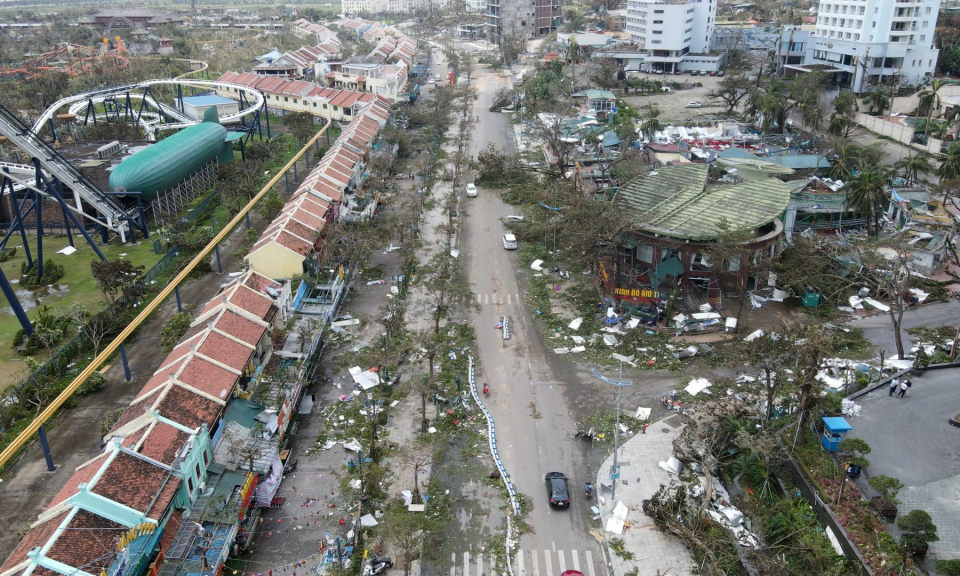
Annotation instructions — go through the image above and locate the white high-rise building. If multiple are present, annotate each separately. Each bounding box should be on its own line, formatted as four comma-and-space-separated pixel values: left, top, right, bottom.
486, 0, 562, 45
806, 0, 939, 90
625, 0, 718, 72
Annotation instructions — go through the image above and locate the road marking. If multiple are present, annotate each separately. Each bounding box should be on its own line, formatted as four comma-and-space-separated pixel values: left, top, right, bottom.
451, 553, 457, 576
500, 382, 506, 389
516, 551, 525, 576
584, 551, 595, 576
507, 294, 511, 304
571, 551, 580, 572
463, 552, 470, 576
499, 347, 503, 354
476, 294, 481, 304
502, 402, 507, 410
557, 550, 566, 573
530, 551, 539, 576
499, 364, 505, 371
536, 421, 539, 430
485, 294, 489, 304
538, 445, 541, 455
503, 425, 508, 433
544, 552, 552, 576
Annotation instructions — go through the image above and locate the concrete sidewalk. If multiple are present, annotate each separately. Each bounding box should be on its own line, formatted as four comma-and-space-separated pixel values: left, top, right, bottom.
596, 416, 694, 576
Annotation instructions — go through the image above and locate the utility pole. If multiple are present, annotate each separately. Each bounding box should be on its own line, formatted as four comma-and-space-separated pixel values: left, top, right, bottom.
591, 365, 632, 503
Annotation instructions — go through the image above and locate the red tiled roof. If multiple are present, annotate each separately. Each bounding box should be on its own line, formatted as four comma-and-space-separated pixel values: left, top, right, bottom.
159, 509, 183, 553
91, 452, 173, 512
46, 453, 109, 510
0, 511, 70, 574
138, 422, 189, 465
213, 310, 268, 347
197, 331, 254, 372
136, 357, 187, 402
44, 510, 124, 573
176, 356, 239, 400
146, 475, 182, 521
155, 385, 223, 430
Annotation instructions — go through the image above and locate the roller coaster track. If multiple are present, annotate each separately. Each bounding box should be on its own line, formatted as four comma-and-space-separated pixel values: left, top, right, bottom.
0, 78, 263, 234
0, 119, 333, 471
0, 103, 133, 235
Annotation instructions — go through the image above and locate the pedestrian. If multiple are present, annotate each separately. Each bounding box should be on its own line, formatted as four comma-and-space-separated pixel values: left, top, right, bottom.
897, 379, 908, 398
889, 376, 899, 397
905, 379, 912, 397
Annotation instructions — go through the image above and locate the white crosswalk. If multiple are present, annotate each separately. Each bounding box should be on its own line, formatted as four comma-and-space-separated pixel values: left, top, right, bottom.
449, 549, 598, 576
476, 293, 523, 306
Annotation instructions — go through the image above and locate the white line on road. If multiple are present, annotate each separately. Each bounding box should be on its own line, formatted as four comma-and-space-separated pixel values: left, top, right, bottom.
544, 551, 553, 576
571, 551, 580, 572
530, 551, 540, 576
584, 551, 596, 576
463, 552, 470, 576
557, 550, 566, 573
516, 551, 525, 576
451, 553, 457, 576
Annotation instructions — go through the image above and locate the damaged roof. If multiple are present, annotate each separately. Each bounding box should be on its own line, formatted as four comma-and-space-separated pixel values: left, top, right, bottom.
615, 163, 791, 240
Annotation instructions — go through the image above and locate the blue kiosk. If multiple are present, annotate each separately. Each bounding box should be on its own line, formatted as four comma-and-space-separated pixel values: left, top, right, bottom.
821, 416, 853, 451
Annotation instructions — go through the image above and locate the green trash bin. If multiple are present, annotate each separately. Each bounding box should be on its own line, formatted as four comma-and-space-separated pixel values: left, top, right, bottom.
801, 291, 820, 308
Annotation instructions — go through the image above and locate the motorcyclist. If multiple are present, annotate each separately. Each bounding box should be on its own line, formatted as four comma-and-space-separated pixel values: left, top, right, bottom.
585, 481, 593, 497
483, 383, 490, 397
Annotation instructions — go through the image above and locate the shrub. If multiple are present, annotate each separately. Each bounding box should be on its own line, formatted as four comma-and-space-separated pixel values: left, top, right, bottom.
99, 406, 127, 438
937, 560, 960, 576
77, 372, 108, 396
897, 509, 938, 553
160, 312, 194, 354
0, 247, 15, 262
869, 475, 904, 505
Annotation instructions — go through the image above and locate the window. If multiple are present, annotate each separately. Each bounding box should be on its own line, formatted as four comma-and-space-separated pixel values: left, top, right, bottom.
842, 5, 847, 13
203, 450, 209, 466
846, 32, 851, 38
284, 96, 289, 102
872, 21, 876, 27
313, 102, 317, 107
188, 477, 194, 492
293, 99, 297, 104
923, 21, 928, 28
839, 18, 845, 26
912, 59, 917, 66
652, 39, 661, 44
654, 9, 663, 13
858, 6, 863, 14
926, 6, 931, 13
196, 463, 202, 478
661, 248, 681, 262
930, 59, 933, 66
323, 104, 328, 109
653, 19, 662, 23
653, 30, 662, 34
636, 244, 654, 263
920, 35, 926, 41
854, 33, 860, 40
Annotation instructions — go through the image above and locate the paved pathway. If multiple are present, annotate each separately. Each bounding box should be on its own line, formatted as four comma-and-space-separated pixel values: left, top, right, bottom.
595, 416, 694, 576
845, 368, 960, 564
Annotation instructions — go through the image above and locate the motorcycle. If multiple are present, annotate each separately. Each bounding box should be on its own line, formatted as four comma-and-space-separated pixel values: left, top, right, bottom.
585, 482, 593, 498
574, 427, 595, 440
483, 384, 490, 398
366, 557, 394, 576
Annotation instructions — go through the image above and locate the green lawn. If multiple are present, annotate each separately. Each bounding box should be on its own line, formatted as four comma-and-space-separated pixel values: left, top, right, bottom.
0, 234, 164, 392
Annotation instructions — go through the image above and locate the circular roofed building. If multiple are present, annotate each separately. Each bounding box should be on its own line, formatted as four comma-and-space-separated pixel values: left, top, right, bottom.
609, 162, 790, 303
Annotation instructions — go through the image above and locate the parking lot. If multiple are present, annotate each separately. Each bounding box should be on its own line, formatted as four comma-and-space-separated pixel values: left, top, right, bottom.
620, 71, 731, 123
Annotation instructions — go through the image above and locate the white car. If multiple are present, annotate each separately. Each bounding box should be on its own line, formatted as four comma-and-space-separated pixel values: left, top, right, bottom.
502, 234, 518, 250
466, 183, 478, 197
685, 101, 702, 108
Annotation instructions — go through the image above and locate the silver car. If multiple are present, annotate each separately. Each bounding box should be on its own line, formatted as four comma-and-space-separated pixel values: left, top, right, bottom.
502, 234, 518, 250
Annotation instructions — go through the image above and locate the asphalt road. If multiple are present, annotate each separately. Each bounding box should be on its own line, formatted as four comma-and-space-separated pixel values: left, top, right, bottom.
850, 301, 960, 357
460, 66, 607, 573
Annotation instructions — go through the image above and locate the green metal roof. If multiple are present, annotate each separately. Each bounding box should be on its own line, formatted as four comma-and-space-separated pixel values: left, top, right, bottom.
615, 163, 791, 241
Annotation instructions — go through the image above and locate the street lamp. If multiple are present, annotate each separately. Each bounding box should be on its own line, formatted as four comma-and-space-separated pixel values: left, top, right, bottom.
591, 365, 632, 503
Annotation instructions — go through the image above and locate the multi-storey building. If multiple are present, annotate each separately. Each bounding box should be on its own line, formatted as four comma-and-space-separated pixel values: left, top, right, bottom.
486, 0, 563, 45
805, 0, 939, 90
625, 0, 718, 72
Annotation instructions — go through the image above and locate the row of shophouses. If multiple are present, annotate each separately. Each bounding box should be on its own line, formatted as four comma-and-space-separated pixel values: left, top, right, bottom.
0, 98, 393, 576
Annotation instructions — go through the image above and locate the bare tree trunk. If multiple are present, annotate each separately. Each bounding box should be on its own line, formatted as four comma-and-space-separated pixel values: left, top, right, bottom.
889, 300, 905, 358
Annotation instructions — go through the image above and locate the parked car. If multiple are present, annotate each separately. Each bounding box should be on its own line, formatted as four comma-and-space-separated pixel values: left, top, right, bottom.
688, 69, 698, 75
709, 70, 718, 76
545, 472, 570, 508
673, 69, 683, 75
685, 101, 702, 108
717, 70, 726, 77
466, 183, 477, 197
502, 234, 518, 250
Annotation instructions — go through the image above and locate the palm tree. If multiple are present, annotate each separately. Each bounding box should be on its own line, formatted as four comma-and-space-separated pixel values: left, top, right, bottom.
829, 142, 865, 179
894, 154, 933, 185
944, 104, 960, 141
803, 103, 826, 134
746, 90, 782, 133
918, 79, 946, 140
863, 87, 891, 115
937, 141, 960, 181
845, 166, 893, 237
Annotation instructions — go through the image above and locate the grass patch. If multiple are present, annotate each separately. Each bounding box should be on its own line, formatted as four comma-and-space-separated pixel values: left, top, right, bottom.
0, 235, 164, 391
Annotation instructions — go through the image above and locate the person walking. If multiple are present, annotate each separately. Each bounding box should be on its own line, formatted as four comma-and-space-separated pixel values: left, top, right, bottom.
889, 377, 899, 397
905, 379, 912, 397
897, 379, 909, 398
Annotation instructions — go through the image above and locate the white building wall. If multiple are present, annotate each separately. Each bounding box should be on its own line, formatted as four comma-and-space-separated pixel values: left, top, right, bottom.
806, 0, 940, 89
626, 0, 716, 70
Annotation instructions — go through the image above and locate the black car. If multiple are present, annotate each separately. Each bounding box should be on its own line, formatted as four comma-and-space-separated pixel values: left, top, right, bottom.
545, 472, 570, 508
